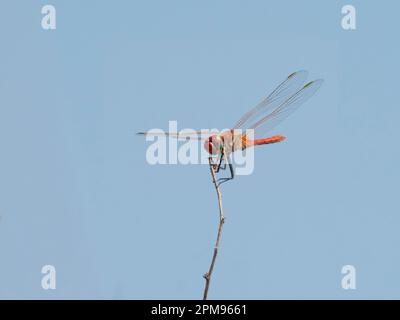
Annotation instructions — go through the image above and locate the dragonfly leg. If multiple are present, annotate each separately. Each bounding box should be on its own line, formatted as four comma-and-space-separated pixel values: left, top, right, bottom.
209, 155, 220, 172
217, 152, 227, 172
217, 163, 234, 187
213, 150, 226, 173
216, 152, 234, 187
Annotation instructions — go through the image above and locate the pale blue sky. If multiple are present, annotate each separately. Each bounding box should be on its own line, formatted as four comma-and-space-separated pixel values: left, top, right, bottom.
1, 0, 399, 299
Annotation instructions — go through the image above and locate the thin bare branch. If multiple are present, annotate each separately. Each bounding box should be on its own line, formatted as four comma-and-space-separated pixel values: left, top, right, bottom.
203, 157, 226, 300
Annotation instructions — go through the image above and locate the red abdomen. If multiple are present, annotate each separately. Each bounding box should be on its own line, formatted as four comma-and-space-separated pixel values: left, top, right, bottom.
251, 135, 286, 146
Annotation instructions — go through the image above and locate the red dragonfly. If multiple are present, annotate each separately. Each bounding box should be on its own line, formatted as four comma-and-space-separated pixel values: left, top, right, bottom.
138, 70, 323, 185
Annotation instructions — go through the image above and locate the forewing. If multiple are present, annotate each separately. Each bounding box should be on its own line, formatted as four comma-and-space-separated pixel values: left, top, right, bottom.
137, 131, 210, 140
249, 79, 324, 136
233, 70, 308, 130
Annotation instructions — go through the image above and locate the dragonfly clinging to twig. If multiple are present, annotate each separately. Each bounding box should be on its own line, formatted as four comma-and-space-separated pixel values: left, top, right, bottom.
138, 70, 323, 185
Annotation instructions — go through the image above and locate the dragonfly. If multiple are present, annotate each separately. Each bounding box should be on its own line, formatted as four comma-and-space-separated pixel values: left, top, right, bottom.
138, 70, 323, 186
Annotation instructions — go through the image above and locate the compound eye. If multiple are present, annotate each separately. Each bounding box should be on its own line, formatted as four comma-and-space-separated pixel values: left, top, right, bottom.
204, 137, 219, 154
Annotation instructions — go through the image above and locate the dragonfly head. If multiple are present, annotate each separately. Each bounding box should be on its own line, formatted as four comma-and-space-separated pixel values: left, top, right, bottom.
204, 135, 223, 155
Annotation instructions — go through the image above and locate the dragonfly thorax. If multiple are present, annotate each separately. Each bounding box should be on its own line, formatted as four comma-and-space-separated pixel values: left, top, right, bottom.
204, 135, 224, 155
204, 133, 240, 155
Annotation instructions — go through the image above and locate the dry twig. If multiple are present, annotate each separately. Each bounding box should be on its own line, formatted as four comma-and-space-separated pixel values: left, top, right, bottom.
203, 157, 226, 300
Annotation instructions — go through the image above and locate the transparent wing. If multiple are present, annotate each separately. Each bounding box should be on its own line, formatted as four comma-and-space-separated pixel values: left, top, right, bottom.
137, 131, 210, 140
234, 70, 309, 130
249, 79, 324, 136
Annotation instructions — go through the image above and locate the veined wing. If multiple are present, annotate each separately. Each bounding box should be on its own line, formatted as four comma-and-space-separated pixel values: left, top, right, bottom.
249, 79, 324, 136
137, 131, 210, 140
234, 70, 309, 131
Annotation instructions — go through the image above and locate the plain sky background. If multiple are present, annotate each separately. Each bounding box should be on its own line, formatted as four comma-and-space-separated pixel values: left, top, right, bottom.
1, 0, 399, 299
